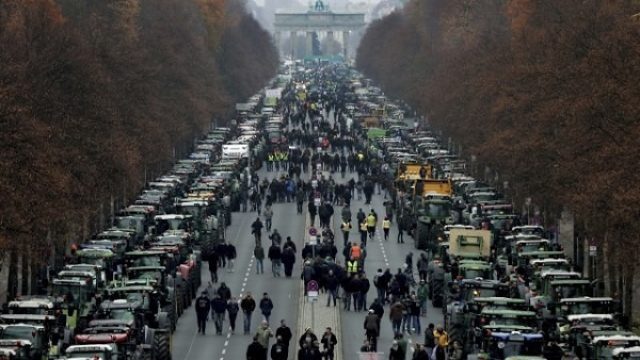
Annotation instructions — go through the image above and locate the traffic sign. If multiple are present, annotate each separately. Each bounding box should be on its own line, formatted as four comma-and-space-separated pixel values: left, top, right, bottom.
308, 227, 317, 236
589, 245, 597, 256
307, 280, 319, 297
309, 235, 318, 246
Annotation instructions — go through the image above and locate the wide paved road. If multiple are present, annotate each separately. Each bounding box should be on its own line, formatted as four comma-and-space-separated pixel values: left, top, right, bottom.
172, 168, 309, 360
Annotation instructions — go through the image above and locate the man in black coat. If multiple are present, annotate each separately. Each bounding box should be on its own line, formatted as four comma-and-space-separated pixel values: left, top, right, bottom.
195, 291, 210, 334
246, 336, 266, 360
282, 246, 296, 277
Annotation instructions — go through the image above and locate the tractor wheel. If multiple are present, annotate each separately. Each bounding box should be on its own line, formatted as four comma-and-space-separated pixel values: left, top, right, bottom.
448, 324, 463, 345
163, 305, 176, 332
431, 280, 443, 307
153, 331, 171, 360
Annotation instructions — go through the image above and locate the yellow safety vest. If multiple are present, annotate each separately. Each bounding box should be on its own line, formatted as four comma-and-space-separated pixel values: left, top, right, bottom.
360, 222, 368, 232
366, 215, 376, 227
383, 220, 391, 229
341, 222, 351, 232
347, 260, 358, 273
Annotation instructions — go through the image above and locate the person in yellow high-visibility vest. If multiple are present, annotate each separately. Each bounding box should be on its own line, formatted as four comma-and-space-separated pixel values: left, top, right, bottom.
382, 217, 391, 241
359, 221, 368, 247
340, 220, 352, 247
366, 212, 376, 240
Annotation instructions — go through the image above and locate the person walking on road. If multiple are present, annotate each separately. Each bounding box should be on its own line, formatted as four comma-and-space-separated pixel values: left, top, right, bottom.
259, 292, 274, 324
270, 336, 288, 360
195, 291, 210, 334
263, 205, 273, 232
340, 220, 352, 247
389, 300, 405, 335
208, 253, 219, 284
412, 343, 429, 360
255, 320, 273, 360
252, 217, 264, 245
282, 245, 296, 277
359, 220, 368, 247
321, 327, 338, 360
227, 296, 239, 334
241, 293, 256, 335
217, 282, 232, 302
382, 216, 391, 241
325, 270, 339, 307
433, 325, 449, 360
389, 340, 405, 360
275, 319, 292, 354
308, 201, 317, 226
211, 294, 227, 335
268, 243, 282, 277
226, 242, 237, 273
254, 244, 265, 274
364, 309, 380, 352
417, 280, 428, 317
246, 335, 266, 360
424, 323, 436, 357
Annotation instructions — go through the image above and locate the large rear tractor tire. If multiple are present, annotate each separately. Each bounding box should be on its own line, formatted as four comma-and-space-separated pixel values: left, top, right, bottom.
153, 331, 171, 360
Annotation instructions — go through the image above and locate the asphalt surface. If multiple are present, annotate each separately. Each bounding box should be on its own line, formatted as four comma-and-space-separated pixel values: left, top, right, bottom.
171, 167, 308, 360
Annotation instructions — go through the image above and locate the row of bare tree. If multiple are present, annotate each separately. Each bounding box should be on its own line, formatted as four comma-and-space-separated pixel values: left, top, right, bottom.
357, 0, 640, 324
0, 0, 277, 299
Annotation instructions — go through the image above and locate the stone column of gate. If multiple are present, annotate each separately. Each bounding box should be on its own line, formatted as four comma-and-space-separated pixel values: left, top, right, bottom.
289, 31, 295, 59
342, 31, 349, 60
274, 31, 282, 57
306, 31, 314, 57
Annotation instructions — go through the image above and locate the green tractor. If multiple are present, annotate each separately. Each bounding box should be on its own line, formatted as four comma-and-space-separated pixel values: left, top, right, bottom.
50, 276, 97, 334
98, 288, 172, 360
445, 280, 511, 355
124, 265, 178, 332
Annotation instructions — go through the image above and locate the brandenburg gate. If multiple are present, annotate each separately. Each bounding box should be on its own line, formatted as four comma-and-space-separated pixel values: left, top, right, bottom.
274, 0, 366, 59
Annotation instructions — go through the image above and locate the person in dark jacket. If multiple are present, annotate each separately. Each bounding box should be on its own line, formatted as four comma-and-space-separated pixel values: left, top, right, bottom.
284, 236, 297, 253
321, 327, 338, 360
298, 328, 318, 349
217, 282, 232, 301
211, 294, 227, 335
227, 297, 239, 333
359, 273, 371, 311
195, 291, 210, 334
241, 293, 256, 335
226, 242, 237, 273
270, 336, 288, 360
325, 270, 339, 307
208, 253, 219, 284
369, 299, 384, 330
268, 243, 282, 277
364, 310, 380, 351
308, 202, 317, 225
282, 246, 296, 277
259, 293, 274, 324
246, 336, 265, 360
275, 319, 292, 353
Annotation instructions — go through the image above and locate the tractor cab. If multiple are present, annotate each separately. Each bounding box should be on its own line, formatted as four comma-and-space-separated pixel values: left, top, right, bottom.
0, 340, 32, 360
613, 346, 640, 359
6, 297, 58, 316
0, 324, 48, 360
588, 335, 640, 360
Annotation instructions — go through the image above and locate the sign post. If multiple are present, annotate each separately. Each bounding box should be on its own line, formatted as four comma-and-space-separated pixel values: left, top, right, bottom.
306, 280, 319, 331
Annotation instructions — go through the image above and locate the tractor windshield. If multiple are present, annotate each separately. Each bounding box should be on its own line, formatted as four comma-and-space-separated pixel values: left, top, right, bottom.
487, 336, 543, 359
0, 326, 39, 343
109, 309, 135, 322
